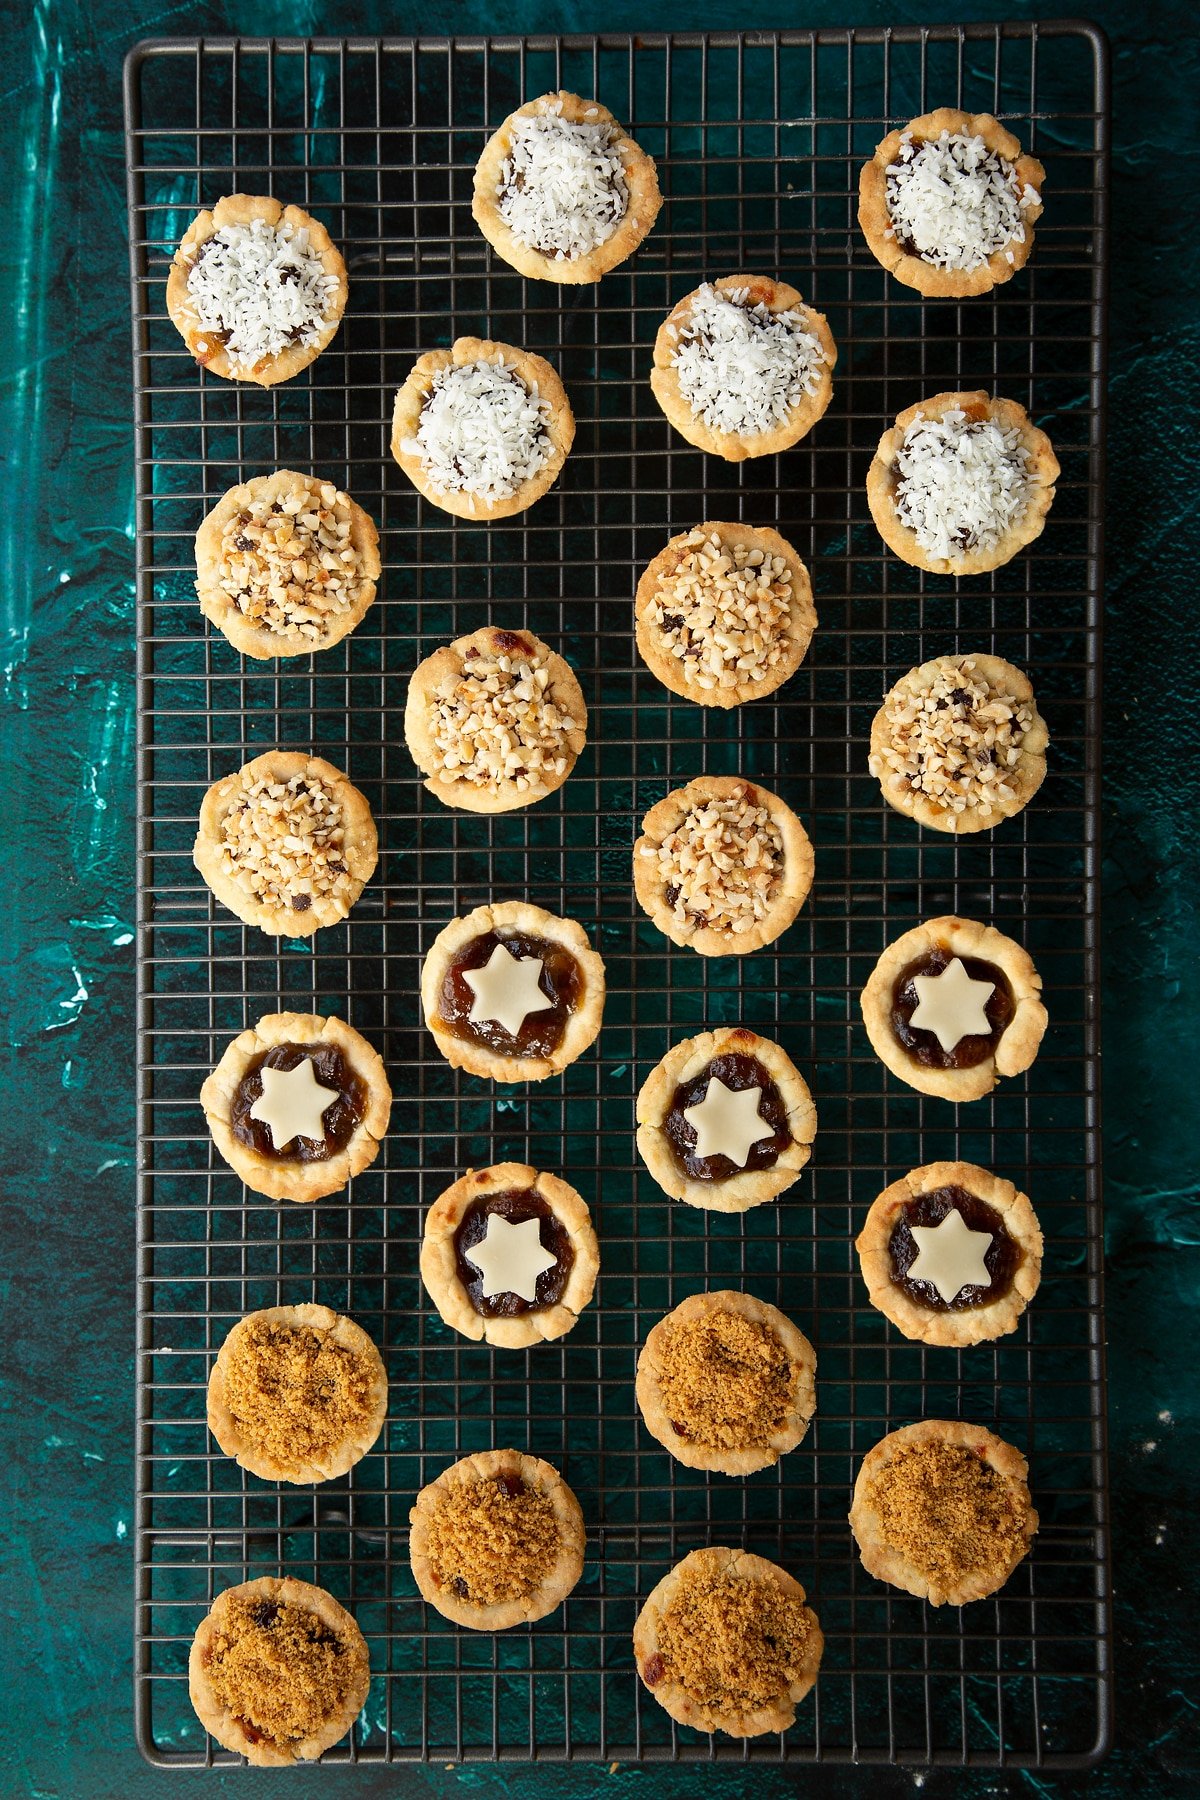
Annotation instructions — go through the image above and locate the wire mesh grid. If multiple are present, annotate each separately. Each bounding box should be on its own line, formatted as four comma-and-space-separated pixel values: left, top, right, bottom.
125, 24, 1110, 1768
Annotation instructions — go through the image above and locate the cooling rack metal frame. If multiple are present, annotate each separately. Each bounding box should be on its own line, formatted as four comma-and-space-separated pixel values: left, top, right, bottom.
126, 23, 1111, 1768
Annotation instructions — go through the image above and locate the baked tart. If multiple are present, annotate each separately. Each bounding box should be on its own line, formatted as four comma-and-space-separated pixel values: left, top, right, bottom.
472, 90, 661, 283
420, 1162, 599, 1349
404, 626, 587, 813
166, 195, 347, 386
869, 652, 1049, 833
856, 1161, 1043, 1347
188, 1577, 370, 1766
849, 1420, 1038, 1606
635, 523, 816, 709
636, 1027, 816, 1211
195, 470, 380, 660
859, 109, 1045, 297
634, 1546, 823, 1738
867, 391, 1059, 575
207, 1304, 388, 1482
650, 275, 836, 461
193, 750, 377, 937
860, 914, 1048, 1102
634, 776, 813, 956
391, 337, 574, 520
409, 1449, 585, 1630
636, 1290, 816, 1475
421, 900, 605, 1083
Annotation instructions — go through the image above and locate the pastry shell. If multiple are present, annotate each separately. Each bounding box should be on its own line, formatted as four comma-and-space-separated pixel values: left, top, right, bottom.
650, 275, 837, 461
472, 90, 662, 284
420, 1162, 599, 1348
858, 109, 1045, 298
409, 1448, 586, 1631
849, 1419, 1039, 1606
867, 390, 1059, 576
166, 195, 348, 386
856, 1160, 1043, 1346
390, 337, 575, 520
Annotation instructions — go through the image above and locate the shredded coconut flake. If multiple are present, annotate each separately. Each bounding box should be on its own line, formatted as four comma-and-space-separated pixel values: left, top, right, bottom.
498, 107, 629, 260
401, 358, 553, 504
885, 131, 1032, 272
186, 219, 340, 373
670, 285, 827, 439
892, 407, 1033, 560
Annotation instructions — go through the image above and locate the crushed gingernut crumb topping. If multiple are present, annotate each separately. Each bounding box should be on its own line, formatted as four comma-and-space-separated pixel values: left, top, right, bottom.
641, 789, 784, 936
427, 641, 581, 797
863, 1440, 1030, 1587
657, 1311, 796, 1449
205, 1593, 354, 1752
216, 769, 350, 913
869, 657, 1036, 821
655, 1564, 814, 1713
645, 530, 796, 696
423, 1476, 562, 1608
220, 1319, 378, 1468
206, 478, 372, 646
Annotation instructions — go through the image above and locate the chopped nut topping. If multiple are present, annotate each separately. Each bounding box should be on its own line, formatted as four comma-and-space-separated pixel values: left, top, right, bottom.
217, 770, 351, 912
205, 1593, 354, 1752
645, 529, 795, 695
220, 1318, 378, 1468
641, 789, 784, 937
657, 1311, 795, 1450
655, 1561, 814, 1713
423, 1476, 561, 1607
863, 1440, 1029, 1588
204, 478, 372, 646
428, 642, 581, 797
869, 656, 1035, 821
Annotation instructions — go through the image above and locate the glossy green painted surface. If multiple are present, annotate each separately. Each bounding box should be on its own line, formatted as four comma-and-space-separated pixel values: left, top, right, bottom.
2, 1, 1197, 1794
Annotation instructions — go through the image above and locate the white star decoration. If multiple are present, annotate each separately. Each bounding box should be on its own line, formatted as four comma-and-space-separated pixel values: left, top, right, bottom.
907, 1208, 994, 1304
462, 942, 554, 1039
908, 956, 996, 1053
249, 1058, 340, 1152
683, 1076, 773, 1168
464, 1213, 558, 1302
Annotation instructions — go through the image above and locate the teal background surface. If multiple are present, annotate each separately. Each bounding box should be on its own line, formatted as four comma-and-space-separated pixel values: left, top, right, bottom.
2, 1, 1197, 1796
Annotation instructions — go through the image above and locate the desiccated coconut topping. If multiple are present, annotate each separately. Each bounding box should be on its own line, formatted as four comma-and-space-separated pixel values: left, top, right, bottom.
498, 106, 629, 260
869, 657, 1037, 822
217, 771, 351, 914
207, 480, 371, 645
401, 358, 553, 503
668, 285, 828, 439
892, 407, 1033, 560
641, 790, 785, 936
885, 131, 1038, 272
646, 530, 796, 696
185, 220, 341, 373
428, 641, 582, 797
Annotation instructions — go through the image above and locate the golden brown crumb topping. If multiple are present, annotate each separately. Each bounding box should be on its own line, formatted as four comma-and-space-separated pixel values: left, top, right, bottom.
657, 1310, 795, 1449
654, 1564, 813, 1712
423, 1476, 561, 1608
221, 1319, 377, 1467
205, 1594, 354, 1751
863, 1440, 1029, 1585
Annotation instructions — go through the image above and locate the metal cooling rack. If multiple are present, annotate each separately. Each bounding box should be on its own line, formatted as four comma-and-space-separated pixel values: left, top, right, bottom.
125, 24, 1111, 1768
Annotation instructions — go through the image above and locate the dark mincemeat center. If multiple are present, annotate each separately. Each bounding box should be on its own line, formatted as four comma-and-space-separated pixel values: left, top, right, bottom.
888, 1184, 1020, 1310
453, 1188, 574, 1317
230, 1042, 367, 1162
663, 1050, 791, 1181
438, 930, 581, 1059
890, 949, 1014, 1070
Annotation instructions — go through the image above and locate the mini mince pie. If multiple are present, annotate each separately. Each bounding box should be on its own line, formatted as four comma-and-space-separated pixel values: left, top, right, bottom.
201, 1011, 391, 1202
636, 1027, 816, 1211
391, 337, 575, 520
651, 275, 836, 462
195, 470, 381, 661
870, 652, 1049, 833
860, 915, 1048, 1102
859, 108, 1045, 298
472, 90, 662, 284
193, 750, 378, 937
207, 1303, 388, 1483
409, 1448, 586, 1631
188, 1576, 370, 1766
635, 522, 816, 709
867, 390, 1059, 576
636, 1290, 816, 1475
404, 626, 587, 813
634, 1546, 823, 1738
420, 1162, 600, 1349
634, 776, 814, 956
420, 900, 605, 1083
166, 194, 348, 386
849, 1420, 1039, 1606
856, 1161, 1043, 1347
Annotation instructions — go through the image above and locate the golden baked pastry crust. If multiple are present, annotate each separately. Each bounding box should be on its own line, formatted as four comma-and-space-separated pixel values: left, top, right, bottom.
195, 469, 380, 661
650, 275, 837, 461
404, 626, 587, 813
849, 1420, 1039, 1606
472, 90, 662, 283
420, 1162, 599, 1348
635, 1026, 816, 1211
166, 195, 348, 386
188, 1576, 370, 1766
201, 1010, 390, 1203
635, 1289, 816, 1474
409, 1448, 586, 1631
390, 337, 575, 520
856, 1160, 1043, 1346
633, 1546, 823, 1737
859, 109, 1045, 298
860, 913, 1048, 1102
193, 750, 378, 937
867, 390, 1059, 575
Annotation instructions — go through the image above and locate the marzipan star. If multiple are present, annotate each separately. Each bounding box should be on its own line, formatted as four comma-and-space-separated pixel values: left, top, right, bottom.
249, 1058, 340, 1152
462, 942, 554, 1038
907, 1207, 994, 1304
683, 1076, 773, 1168
908, 956, 995, 1053
464, 1213, 557, 1303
